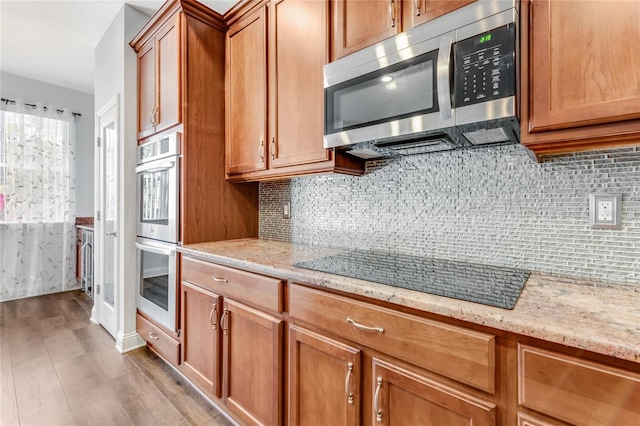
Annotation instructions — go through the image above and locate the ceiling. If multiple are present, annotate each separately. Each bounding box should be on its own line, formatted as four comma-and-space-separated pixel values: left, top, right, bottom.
0, 0, 238, 95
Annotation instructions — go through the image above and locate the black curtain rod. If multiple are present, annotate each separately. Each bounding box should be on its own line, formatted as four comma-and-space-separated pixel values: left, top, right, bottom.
1, 97, 82, 117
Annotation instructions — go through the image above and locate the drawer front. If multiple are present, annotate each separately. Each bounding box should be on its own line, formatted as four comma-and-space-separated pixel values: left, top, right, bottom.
518, 344, 640, 425
182, 256, 283, 314
137, 313, 180, 365
289, 284, 496, 393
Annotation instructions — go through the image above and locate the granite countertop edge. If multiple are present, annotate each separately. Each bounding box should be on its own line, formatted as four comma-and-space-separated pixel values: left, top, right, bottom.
178, 239, 640, 365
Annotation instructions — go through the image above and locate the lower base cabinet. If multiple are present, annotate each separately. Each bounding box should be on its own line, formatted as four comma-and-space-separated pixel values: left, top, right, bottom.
223, 299, 283, 426
136, 312, 180, 366
372, 358, 496, 426
181, 281, 221, 397
288, 325, 361, 425
177, 257, 640, 426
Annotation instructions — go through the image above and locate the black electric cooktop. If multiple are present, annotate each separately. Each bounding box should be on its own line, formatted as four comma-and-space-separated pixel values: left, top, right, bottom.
294, 250, 530, 309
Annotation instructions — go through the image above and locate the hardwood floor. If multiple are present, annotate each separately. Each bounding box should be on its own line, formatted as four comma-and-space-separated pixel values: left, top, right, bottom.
0, 290, 234, 426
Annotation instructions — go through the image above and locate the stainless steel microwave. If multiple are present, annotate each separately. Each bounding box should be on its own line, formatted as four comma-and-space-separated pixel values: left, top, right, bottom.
324, 0, 519, 158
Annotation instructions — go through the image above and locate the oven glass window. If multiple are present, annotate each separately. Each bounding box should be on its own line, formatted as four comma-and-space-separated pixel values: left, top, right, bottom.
326, 50, 438, 134
139, 249, 169, 311
140, 169, 169, 225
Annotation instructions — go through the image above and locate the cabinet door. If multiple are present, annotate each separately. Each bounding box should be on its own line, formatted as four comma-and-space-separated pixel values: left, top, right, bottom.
222, 299, 283, 426
332, 0, 402, 60
156, 14, 181, 135
289, 325, 361, 426
269, 0, 331, 169
371, 358, 496, 426
226, 7, 268, 175
137, 39, 156, 139
404, 0, 476, 29
180, 281, 221, 397
528, 0, 640, 133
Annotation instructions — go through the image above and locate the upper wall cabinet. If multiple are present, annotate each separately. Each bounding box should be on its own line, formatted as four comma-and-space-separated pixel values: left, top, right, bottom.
225, 0, 364, 182
521, 0, 640, 158
136, 14, 181, 141
331, 0, 477, 61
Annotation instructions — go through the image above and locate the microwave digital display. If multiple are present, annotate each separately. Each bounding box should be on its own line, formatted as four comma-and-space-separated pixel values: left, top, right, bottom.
454, 23, 516, 108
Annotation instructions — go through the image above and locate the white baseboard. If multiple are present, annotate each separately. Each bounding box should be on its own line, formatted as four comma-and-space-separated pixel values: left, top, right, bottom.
116, 331, 146, 353
90, 305, 99, 324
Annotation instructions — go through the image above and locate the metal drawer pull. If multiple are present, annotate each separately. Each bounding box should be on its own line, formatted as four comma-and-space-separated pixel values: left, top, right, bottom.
148, 332, 159, 341
211, 276, 228, 283
347, 317, 384, 334
374, 376, 383, 422
414, 0, 421, 16
345, 362, 354, 405
220, 308, 229, 335
258, 140, 265, 160
209, 304, 217, 328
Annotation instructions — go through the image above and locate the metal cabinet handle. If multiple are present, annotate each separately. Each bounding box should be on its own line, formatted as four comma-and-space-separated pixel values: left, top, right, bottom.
106, 231, 117, 237
209, 304, 217, 328
414, 0, 421, 16
270, 137, 276, 160
154, 107, 159, 126
345, 362, 354, 405
148, 332, 159, 340
347, 317, 384, 334
374, 376, 383, 422
258, 140, 265, 160
389, 0, 396, 28
211, 276, 228, 283
148, 108, 155, 126
220, 307, 229, 335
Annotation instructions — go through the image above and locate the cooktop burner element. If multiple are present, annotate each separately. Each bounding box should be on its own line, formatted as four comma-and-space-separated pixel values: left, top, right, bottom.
294, 250, 530, 309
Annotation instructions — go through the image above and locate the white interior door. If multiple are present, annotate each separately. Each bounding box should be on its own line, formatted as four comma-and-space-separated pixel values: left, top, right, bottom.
96, 97, 119, 337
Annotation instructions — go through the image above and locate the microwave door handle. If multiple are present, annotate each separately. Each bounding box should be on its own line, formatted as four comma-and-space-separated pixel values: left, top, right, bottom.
436, 36, 453, 122
135, 242, 176, 257
135, 160, 176, 174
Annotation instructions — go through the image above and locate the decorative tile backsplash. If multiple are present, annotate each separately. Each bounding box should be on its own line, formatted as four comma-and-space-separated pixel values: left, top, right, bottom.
259, 145, 640, 284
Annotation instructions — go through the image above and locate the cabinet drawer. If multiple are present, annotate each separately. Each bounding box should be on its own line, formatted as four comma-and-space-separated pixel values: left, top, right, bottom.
137, 313, 180, 365
182, 256, 283, 314
518, 344, 640, 425
289, 284, 495, 393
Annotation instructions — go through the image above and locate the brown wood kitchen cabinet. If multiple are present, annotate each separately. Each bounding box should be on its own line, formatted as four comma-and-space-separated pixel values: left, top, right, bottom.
517, 344, 640, 425
180, 281, 222, 397
180, 255, 284, 426
521, 0, 640, 158
135, 13, 180, 140
332, 0, 477, 60
288, 283, 498, 425
224, 0, 364, 182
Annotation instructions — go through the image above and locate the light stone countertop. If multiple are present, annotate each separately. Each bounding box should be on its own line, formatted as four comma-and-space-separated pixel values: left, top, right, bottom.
178, 238, 640, 364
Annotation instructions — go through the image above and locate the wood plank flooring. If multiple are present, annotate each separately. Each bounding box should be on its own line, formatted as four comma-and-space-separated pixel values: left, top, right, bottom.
0, 290, 234, 426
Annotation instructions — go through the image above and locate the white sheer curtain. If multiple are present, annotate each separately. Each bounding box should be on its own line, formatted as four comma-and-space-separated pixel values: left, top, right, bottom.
0, 99, 77, 300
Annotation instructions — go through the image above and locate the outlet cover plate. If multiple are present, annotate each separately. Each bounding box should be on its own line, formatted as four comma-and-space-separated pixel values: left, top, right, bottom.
589, 193, 622, 229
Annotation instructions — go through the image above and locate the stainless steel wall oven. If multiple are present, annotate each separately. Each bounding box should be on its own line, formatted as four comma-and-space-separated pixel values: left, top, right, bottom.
135, 132, 180, 332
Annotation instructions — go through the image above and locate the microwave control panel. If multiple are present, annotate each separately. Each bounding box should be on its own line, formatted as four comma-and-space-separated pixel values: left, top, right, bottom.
453, 23, 516, 108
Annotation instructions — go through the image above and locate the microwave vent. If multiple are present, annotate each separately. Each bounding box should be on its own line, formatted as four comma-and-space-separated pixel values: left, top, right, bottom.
463, 127, 510, 146
346, 148, 384, 160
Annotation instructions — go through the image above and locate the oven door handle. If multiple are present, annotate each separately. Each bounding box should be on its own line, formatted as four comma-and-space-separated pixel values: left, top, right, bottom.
135, 160, 176, 174
135, 242, 176, 257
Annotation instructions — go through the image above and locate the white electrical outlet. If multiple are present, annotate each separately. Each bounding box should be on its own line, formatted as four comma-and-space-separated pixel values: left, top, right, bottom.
283, 202, 290, 219
597, 200, 613, 221
589, 193, 621, 229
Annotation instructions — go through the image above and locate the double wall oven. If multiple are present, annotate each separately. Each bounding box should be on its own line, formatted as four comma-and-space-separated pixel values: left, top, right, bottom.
135, 132, 180, 332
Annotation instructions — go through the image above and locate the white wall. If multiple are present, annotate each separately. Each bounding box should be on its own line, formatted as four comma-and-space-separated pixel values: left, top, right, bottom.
94, 4, 150, 352
0, 72, 95, 216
